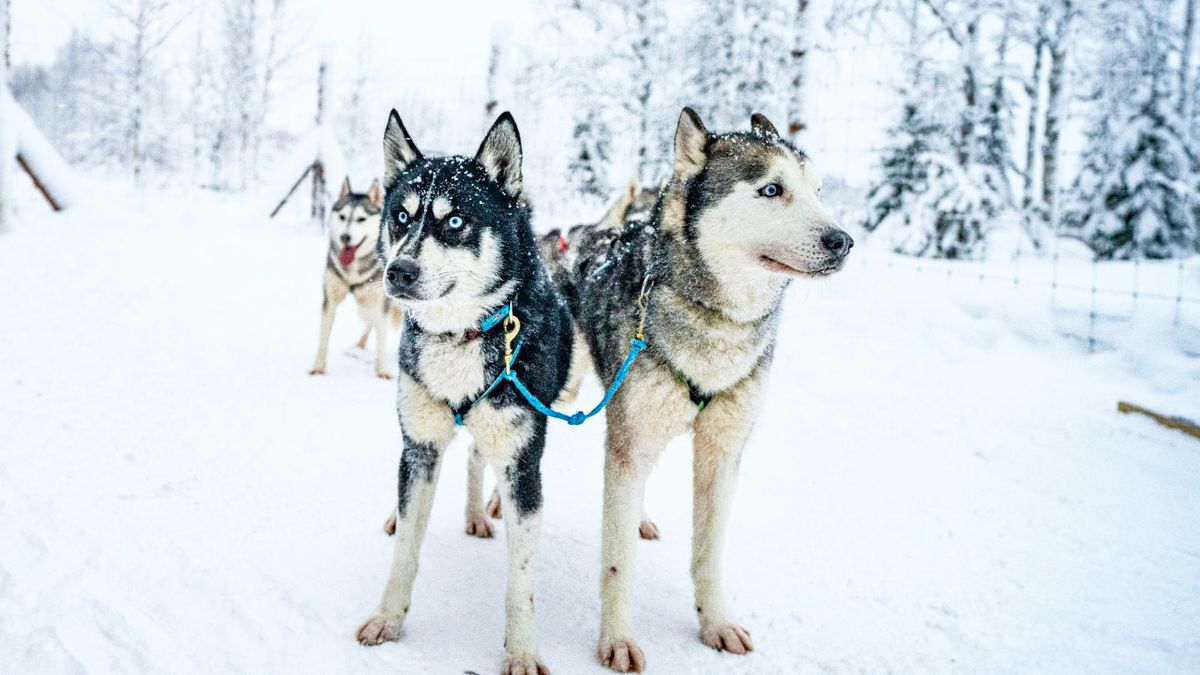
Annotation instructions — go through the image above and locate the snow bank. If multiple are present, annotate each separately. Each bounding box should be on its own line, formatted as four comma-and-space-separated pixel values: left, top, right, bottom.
0, 192, 1197, 674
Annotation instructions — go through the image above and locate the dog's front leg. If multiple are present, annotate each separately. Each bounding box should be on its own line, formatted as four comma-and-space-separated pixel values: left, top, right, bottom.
358, 375, 454, 645
689, 376, 762, 656
372, 311, 392, 379
309, 274, 347, 375
474, 408, 548, 675
598, 438, 654, 672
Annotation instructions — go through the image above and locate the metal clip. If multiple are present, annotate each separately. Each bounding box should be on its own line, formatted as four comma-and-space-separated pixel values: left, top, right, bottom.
503, 304, 521, 373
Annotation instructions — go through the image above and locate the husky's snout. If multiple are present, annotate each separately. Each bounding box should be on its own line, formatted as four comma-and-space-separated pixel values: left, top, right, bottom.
385, 258, 421, 298
821, 229, 853, 257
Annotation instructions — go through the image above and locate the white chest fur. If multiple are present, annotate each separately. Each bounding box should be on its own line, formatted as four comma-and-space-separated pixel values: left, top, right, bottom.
416, 337, 486, 406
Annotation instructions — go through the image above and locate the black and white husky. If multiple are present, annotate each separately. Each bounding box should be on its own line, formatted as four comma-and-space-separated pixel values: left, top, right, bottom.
356, 110, 583, 675
308, 178, 401, 379
563, 108, 853, 672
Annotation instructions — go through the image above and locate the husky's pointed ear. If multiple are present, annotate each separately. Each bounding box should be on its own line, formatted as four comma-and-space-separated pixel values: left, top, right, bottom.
475, 112, 523, 198
673, 107, 709, 181
750, 113, 780, 138
367, 178, 384, 209
338, 177, 352, 200
383, 110, 422, 186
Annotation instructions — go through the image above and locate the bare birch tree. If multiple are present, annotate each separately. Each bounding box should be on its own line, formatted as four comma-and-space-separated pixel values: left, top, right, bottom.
105, 0, 182, 183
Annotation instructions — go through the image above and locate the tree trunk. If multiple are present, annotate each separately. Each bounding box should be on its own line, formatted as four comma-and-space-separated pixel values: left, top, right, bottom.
313, 59, 328, 228
131, 2, 146, 185
484, 42, 500, 124
1023, 3, 1048, 210
1181, 0, 1197, 118
1042, 0, 1072, 216
957, 18, 980, 166
786, 0, 809, 138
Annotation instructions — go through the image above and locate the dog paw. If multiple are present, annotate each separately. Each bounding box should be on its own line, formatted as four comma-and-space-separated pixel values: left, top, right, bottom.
485, 491, 503, 519
376, 371, 393, 380
308, 367, 325, 376
465, 512, 493, 538
699, 622, 753, 654
383, 511, 396, 536
501, 653, 549, 675
598, 636, 646, 672
638, 520, 659, 540
356, 613, 404, 646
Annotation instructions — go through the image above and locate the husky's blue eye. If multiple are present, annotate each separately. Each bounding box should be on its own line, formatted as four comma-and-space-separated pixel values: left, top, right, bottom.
759, 183, 782, 198
397, 211, 409, 224
447, 215, 464, 229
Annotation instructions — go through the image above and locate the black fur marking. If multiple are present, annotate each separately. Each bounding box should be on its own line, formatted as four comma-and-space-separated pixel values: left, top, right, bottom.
396, 432, 440, 517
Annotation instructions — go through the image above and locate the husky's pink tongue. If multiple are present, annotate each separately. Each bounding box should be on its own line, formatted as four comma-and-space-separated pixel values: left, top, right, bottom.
339, 245, 357, 267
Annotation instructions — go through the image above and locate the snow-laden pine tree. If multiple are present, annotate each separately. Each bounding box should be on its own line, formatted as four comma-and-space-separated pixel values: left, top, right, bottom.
862, 0, 1015, 259
568, 109, 612, 202
1068, 0, 1198, 259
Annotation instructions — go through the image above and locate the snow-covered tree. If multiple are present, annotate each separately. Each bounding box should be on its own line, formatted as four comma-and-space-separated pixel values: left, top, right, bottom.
568, 109, 612, 201
860, 0, 1016, 259
104, 0, 182, 183
1068, 0, 1197, 259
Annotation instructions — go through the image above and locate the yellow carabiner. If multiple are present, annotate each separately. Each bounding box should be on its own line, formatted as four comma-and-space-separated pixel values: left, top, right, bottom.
503, 309, 521, 373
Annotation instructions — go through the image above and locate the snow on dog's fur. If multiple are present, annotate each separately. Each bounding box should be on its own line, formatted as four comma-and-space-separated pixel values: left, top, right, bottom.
356, 110, 582, 675
562, 108, 853, 672
308, 178, 401, 379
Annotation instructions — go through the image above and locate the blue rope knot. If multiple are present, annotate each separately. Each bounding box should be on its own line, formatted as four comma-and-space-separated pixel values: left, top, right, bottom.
454, 336, 647, 426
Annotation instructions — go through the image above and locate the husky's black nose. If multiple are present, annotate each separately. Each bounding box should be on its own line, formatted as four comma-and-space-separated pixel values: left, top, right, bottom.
821, 229, 854, 256
386, 258, 421, 294
339, 233, 352, 245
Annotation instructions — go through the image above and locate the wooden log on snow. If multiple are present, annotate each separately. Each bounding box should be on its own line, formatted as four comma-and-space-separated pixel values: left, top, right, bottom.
16, 153, 61, 211
1117, 401, 1200, 441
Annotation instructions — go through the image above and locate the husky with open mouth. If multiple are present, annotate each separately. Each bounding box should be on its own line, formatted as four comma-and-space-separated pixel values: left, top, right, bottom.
563, 108, 853, 672
308, 178, 401, 379
356, 110, 584, 675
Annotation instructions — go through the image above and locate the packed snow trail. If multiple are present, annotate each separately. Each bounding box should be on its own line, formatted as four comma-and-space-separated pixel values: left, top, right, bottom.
1, 188, 1197, 674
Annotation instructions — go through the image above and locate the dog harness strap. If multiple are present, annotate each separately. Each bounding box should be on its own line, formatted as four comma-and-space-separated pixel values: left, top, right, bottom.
673, 370, 711, 411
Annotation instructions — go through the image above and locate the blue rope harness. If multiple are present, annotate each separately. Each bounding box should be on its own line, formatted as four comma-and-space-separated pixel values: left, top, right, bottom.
452, 305, 648, 427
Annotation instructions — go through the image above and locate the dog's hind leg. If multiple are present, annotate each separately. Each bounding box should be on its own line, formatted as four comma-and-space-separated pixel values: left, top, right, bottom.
309, 273, 347, 375
464, 443, 493, 538
485, 487, 503, 519
689, 375, 762, 656
355, 328, 370, 350
357, 375, 454, 646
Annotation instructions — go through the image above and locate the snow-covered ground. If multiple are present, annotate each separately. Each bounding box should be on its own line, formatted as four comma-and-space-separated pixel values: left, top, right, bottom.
1, 186, 1198, 674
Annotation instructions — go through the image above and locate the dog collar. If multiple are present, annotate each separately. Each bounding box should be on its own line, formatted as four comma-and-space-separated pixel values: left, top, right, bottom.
443, 305, 511, 342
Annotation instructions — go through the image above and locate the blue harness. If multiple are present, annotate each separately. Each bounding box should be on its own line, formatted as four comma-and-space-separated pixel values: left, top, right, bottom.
452, 303, 647, 427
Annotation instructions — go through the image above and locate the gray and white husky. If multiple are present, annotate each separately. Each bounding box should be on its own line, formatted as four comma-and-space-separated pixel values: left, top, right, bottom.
308, 177, 401, 379
356, 110, 584, 675
562, 108, 853, 671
